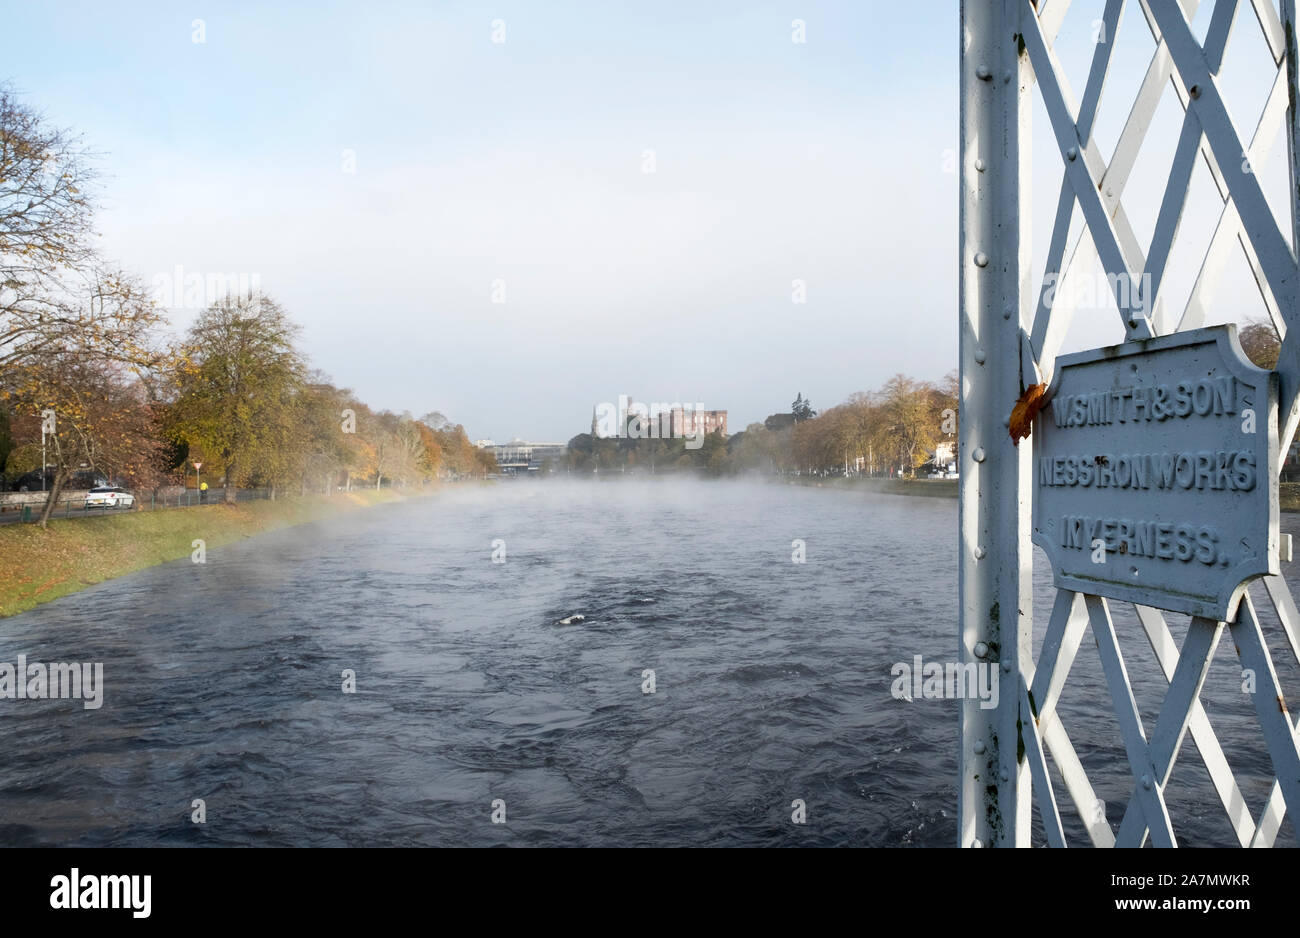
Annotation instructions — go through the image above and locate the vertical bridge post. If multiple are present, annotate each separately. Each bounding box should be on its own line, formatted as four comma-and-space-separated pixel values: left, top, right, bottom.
958, 0, 1033, 847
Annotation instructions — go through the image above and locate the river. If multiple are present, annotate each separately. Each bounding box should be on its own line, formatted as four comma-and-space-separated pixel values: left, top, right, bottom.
0, 480, 1295, 846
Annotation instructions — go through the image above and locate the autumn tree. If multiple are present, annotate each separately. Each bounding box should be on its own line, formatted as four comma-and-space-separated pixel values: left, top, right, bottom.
169, 293, 307, 502
877, 374, 942, 476
1239, 318, 1281, 369
0, 85, 101, 367
3, 350, 167, 525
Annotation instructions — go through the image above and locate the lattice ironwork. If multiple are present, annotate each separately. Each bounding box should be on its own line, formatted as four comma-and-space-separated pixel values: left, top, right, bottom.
959, 0, 1300, 846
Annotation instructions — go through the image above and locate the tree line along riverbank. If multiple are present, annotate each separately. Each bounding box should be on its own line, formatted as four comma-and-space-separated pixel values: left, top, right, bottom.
0, 489, 417, 618
788, 474, 1300, 512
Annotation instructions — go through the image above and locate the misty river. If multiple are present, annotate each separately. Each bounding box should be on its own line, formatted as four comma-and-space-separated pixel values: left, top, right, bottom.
0, 480, 1296, 846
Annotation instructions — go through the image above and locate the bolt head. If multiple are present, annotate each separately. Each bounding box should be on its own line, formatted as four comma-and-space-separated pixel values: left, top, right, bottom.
971, 838, 984, 848
974, 641, 989, 658
973, 447, 985, 463
973, 740, 987, 755
974, 158, 986, 172
1066, 146, 1078, 161
974, 252, 989, 268
976, 64, 992, 81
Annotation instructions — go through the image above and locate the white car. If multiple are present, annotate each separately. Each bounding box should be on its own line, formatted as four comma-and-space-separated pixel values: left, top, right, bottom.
85, 486, 135, 510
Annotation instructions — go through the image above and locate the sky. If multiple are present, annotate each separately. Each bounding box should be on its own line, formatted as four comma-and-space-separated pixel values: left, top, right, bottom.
3, 1, 1290, 442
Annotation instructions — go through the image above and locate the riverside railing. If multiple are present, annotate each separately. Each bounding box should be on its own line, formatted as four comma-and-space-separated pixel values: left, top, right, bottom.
0, 487, 273, 524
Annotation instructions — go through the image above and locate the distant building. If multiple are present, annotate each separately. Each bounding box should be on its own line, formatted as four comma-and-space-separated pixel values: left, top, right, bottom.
491, 439, 566, 473
667, 407, 727, 438
592, 396, 727, 439
924, 441, 958, 475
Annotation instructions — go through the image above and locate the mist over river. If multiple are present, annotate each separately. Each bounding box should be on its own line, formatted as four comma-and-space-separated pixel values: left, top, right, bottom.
0, 480, 1295, 846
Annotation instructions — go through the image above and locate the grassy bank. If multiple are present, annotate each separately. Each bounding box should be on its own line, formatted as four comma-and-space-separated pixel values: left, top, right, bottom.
0, 489, 419, 618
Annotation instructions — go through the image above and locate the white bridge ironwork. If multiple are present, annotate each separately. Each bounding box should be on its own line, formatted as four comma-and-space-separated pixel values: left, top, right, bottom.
959, 0, 1300, 846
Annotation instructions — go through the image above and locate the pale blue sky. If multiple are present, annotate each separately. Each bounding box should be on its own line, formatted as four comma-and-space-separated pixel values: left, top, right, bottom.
3, 1, 1287, 441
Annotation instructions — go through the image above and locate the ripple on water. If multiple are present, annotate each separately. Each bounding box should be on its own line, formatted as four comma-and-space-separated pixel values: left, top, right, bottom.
0, 482, 1295, 845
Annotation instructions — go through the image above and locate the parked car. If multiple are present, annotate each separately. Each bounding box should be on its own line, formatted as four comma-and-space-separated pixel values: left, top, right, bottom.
10, 469, 55, 492
11, 469, 107, 491
84, 486, 135, 510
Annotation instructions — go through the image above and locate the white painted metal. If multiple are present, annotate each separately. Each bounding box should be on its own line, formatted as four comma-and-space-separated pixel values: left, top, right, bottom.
962, 0, 1300, 846
958, 0, 1035, 848
1132, 605, 1256, 845
1114, 616, 1222, 846
1086, 594, 1178, 846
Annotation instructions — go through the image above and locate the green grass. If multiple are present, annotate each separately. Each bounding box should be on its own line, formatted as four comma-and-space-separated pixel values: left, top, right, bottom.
0, 489, 420, 618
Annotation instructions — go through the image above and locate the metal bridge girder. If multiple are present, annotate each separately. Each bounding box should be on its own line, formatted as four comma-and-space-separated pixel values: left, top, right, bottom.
960, 0, 1300, 847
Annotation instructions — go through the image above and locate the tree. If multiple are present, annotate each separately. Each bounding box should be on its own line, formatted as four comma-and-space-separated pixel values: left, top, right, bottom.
878, 374, 941, 476
169, 293, 307, 502
0, 264, 168, 522
415, 419, 445, 480
1239, 318, 1280, 369
3, 351, 167, 526
0, 85, 111, 371
0, 401, 12, 476
476, 446, 499, 476
792, 392, 816, 422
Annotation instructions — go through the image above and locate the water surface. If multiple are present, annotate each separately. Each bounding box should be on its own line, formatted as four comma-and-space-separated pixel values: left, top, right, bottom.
0, 480, 1295, 846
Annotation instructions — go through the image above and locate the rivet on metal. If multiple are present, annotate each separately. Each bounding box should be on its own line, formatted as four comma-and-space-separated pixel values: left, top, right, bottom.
1000, 769, 1009, 781
1002, 660, 1012, 673
971, 839, 984, 848
1142, 775, 1153, 790
976, 64, 992, 81
1189, 84, 1200, 99
974, 641, 989, 658
973, 447, 985, 463
1066, 146, 1077, 161
974, 348, 986, 364
973, 740, 987, 755
974, 157, 986, 172
974, 252, 989, 268
974, 546, 987, 560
